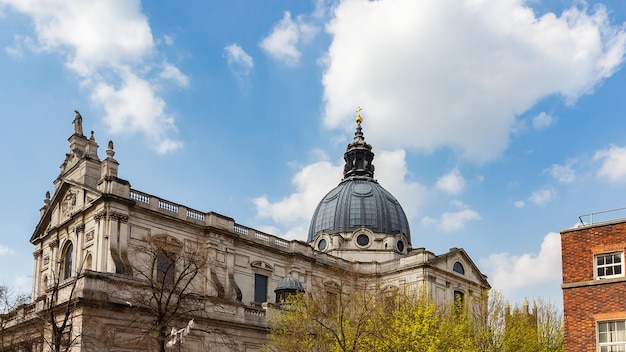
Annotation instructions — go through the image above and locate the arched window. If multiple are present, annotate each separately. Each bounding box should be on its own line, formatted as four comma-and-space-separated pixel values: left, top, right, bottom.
453, 261, 465, 275
85, 253, 92, 270
156, 251, 175, 285
63, 242, 74, 280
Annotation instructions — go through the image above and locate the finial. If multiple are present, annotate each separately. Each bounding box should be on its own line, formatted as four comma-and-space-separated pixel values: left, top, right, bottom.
356, 106, 363, 125
73, 110, 84, 136
106, 140, 115, 158
89, 131, 95, 141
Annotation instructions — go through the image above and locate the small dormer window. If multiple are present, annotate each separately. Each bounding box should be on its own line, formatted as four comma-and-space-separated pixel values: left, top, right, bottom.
453, 262, 465, 275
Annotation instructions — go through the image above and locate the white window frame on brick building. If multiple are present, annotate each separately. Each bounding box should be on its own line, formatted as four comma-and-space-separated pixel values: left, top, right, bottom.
595, 252, 624, 280
598, 320, 626, 352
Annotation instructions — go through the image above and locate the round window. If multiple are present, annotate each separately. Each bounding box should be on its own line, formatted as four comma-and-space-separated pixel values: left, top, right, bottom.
356, 234, 370, 246
318, 239, 327, 251
396, 240, 404, 252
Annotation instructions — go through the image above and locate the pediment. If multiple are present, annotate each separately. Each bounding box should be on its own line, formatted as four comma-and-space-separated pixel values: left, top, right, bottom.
30, 181, 101, 243
429, 248, 491, 289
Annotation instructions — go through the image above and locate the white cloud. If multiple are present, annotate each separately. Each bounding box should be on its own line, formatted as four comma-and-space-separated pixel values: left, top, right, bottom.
532, 112, 555, 130
514, 200, 526, 208
435, 168, 466, 195
548, 161, 576, 183
91, 70, 183, 154
0, 245, 14, 256
260, 11, 318, 66
594, 145, 626, 183
163, 34, 174, 46
439, 209, 481, 232
160, 62, 190, 88
528, 188, 556, 206
322, 0, 626, 162
479, 232, 562, 304
2, 0, 186, 152
420, 205, 481, 232
253, 160, 342, 239
224, 43, 254, 79
253, 149, 426, 240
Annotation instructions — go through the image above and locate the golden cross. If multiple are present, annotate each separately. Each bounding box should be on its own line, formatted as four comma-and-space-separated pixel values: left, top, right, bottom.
356, 107, 363, 124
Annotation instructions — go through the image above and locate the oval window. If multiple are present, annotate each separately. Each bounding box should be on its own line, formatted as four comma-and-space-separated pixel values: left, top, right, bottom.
396, 240, 404, 252
318, 239, 327, 251
356, 234, 370, 246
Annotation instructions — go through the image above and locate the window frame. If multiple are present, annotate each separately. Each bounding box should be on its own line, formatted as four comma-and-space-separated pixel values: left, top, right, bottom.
453, 261, 465, 275
156, 251, 175, 286
62, 242, 74, 280
253, 273, 268, 304
595, 252, 624, 280
598, 320, 626, 352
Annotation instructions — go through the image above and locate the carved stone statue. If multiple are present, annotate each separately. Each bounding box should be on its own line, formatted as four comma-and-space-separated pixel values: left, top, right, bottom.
73, 110, 83, 135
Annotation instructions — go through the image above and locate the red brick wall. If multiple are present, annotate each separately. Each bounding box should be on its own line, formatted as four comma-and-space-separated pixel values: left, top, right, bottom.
561, 221, 626, 352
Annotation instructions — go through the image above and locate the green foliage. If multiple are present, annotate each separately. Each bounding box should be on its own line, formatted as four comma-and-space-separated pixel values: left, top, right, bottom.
265, 282, 563, 352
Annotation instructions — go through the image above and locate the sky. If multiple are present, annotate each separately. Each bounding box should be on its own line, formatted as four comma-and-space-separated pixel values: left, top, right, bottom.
1, 0, 626, 310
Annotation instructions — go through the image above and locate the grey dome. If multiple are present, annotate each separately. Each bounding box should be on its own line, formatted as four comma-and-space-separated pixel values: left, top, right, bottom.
307, 178, 411, 244
274, 273, 305, 292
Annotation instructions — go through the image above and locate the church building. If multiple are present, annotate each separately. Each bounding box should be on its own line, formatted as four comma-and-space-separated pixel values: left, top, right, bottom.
2, 110, 490, 351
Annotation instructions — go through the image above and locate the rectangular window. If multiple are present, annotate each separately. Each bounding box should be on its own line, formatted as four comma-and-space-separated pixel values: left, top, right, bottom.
254, 274, 268, 304
156, 252, 175, 285
595, 252, 624, 279
599, 320, 626, 352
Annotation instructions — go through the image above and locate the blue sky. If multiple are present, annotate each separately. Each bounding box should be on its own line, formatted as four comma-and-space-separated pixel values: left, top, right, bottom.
1, 0, 626, 309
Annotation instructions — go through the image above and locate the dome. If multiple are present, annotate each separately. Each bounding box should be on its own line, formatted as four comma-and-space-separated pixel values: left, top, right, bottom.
308, 178, 411, 244
307, 112, 411, 245
274, 273, 305, 292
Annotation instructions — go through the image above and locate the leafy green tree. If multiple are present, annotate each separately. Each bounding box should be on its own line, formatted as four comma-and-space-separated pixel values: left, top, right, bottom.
265, 280, 564, 352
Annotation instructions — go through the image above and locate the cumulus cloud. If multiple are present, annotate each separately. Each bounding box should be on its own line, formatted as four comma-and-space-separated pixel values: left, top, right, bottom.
548, 161, 576, 183
253, 160, 342, 239
322, 0, 626, 162
260, 11, 318, 66
224, 43, 254, 79
0, 245, 14, 256
160, 62, 190, 87
91, 70, 182, 153
421, 200, 480, 232
532, 112, 555, 130
435, 168, 466, 195
253, 149, 426, 240
529, 188, 556, 206
1, 0, 186, 153
594, 145, 626, 183
479, 232, 562, 304
515, 188, 556, 208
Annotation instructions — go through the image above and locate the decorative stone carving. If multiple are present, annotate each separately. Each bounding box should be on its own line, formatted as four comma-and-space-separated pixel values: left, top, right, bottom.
33, 249, 43, 258
109, 212, 129, 223
62, 191, 77, 218
94, 209, 107, 222
74, 223, 85, 234
43, 256, 50, 265
86, 230, 94, 241
49, 239, 59, 249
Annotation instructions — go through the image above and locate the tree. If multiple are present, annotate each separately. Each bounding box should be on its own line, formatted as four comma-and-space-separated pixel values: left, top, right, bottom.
36, 257, 85, 352
0, 283, 29, 350
265, 282, 564, 352
126, 235, 229, 352
265, 269, 384, 352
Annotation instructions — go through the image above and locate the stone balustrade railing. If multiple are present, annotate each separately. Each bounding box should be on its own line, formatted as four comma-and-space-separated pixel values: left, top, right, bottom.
129, 189, 296, 252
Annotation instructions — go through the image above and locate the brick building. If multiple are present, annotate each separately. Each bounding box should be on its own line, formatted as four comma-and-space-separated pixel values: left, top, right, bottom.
561, 214, 626, 352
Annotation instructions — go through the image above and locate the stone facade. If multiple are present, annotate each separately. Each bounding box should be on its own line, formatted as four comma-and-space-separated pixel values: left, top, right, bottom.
2, 113, 490, 351
561, 219, 626, 352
